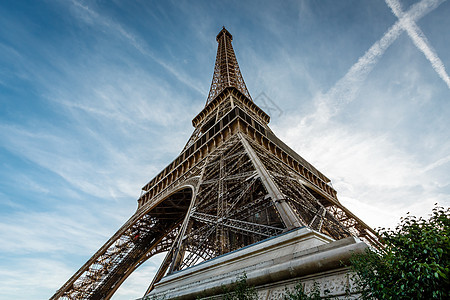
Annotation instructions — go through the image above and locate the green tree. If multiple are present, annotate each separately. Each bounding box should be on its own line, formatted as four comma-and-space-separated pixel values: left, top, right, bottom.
350, 206, 449, 299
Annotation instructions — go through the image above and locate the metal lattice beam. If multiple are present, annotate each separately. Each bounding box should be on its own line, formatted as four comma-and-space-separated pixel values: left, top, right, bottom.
206, 27, 252, 105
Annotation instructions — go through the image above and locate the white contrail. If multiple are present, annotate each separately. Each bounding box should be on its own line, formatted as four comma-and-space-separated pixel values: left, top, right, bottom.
323, 0, 446, 113
386, 0, 450, 89
422, 154, 450, 172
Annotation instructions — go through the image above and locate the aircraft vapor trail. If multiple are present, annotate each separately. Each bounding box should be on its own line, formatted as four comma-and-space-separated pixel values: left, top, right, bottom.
386, 0, 450, 89
324, 0, 446, 113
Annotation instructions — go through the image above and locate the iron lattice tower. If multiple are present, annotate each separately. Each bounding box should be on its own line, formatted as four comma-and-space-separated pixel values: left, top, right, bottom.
51, 28, 378, 300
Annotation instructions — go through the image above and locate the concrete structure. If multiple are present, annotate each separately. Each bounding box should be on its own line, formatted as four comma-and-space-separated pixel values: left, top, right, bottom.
146, 227, 367, 299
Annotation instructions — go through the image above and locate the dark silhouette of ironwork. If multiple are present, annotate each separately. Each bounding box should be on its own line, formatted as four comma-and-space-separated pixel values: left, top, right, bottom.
51, 27, 378, 300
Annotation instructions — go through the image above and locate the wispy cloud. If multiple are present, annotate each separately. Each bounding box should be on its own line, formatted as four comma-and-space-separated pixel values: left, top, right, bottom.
385, 0, 450, 88
0, 258, 72, 299
112, 256, 165, 299
69, 0, 206, 96
0, 209, 108, 254
278, 107, 447, 229
0, 123, 163, 199
0, 15, 198, 201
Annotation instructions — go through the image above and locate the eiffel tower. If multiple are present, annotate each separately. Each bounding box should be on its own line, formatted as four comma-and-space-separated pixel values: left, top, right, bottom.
51, 27, 378, 300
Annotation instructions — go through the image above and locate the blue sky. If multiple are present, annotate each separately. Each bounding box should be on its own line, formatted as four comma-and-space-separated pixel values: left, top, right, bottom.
0, 0, 449, 299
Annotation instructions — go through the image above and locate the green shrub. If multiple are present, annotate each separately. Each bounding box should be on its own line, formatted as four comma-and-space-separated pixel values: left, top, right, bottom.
283, 281, 326, 300
350, 206, 449, 299
222, 273, 257, 300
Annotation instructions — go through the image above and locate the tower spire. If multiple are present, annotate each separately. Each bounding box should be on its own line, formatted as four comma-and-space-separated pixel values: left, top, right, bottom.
206, 27, 252, 105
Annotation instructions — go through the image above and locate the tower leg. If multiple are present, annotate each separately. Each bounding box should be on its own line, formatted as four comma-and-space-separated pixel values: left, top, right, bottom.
239, 133, 302, 229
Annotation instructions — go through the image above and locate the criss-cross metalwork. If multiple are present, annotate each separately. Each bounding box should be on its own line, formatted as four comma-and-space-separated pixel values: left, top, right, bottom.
52, 28, 379, 300
206, 27, 252, 106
